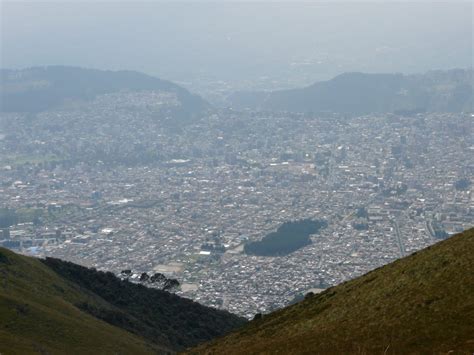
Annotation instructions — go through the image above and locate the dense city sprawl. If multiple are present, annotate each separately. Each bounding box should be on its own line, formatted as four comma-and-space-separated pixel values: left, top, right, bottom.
0, 92, 472, 318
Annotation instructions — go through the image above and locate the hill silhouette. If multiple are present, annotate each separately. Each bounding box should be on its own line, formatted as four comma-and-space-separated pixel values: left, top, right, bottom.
0, 248, 245, 354
188, 228, 474, 354
0, 66, 209, 121
229, 69, 473, 114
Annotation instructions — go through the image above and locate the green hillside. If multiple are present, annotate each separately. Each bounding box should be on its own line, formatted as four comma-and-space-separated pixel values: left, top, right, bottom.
229, 69, 473, 114
0, 66, 209, 121
0, 248, 245, 354
188, 228, 474, 354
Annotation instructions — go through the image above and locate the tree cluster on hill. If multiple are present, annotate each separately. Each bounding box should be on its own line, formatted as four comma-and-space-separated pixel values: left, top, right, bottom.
244, 219, 327, 256
120, 269, 180, 292
41, 257, 246, 350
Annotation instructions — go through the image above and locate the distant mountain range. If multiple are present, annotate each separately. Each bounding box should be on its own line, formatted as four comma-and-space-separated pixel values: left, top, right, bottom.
0, 248, 245, 354
2, 67, 472, 118
229, 69, 473, 114
190, 228, 474, 354
0, 66, 209, 120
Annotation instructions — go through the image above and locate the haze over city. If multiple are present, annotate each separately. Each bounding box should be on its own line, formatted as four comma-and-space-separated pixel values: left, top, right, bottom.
0, 1, 473, 354
2, 2, 472, 93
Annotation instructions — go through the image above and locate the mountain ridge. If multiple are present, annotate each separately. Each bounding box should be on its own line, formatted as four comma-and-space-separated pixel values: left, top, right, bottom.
229, 69, 473, 114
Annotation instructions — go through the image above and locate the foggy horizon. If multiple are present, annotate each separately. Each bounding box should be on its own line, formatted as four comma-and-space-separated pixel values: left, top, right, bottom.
2, 2, 472, 92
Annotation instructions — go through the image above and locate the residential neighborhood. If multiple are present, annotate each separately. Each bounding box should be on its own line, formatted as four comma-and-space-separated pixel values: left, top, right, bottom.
1, 95, 472, 318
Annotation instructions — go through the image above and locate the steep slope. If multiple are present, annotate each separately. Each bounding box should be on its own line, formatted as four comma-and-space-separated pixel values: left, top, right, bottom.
0, 66, 209, 119
229, 69, 473, 114
41, 256, 246, 350
0, 247, 164, 354
0, 248, 245, 354
188, 228, 474, 354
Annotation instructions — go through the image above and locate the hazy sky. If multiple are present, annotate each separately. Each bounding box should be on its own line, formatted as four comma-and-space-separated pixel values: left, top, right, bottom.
1, 1, 472, 89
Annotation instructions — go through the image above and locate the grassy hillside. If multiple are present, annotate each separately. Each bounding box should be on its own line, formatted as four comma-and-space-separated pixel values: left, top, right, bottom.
0, 247, 164, 354
188, 228, 474, 354
0, 248, 245, 354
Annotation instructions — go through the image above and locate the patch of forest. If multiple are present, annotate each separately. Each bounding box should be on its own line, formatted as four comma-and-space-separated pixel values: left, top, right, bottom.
244, 219, 327, 256
41, 256, 246, 350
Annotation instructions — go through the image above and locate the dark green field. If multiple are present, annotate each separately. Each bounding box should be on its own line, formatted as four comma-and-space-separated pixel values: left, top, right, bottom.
244, 219, 327, 256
